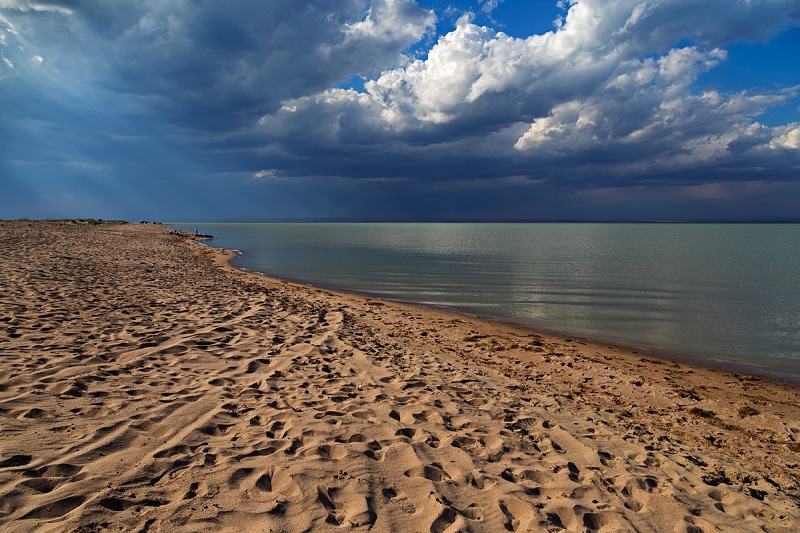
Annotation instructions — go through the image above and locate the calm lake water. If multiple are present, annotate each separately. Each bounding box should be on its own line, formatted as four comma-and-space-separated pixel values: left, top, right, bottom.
176, 223, 800, 380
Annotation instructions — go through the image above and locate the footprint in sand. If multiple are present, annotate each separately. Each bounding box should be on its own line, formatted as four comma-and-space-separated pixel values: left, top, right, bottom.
429, 506, 466, 533
545, 506, 579, 530
346, 433, 369, 443
499, 499, 533, 532
597, 450, 620, 467
284, 437, 304, 456
247, 466, 301, 502
363, 439, 384, 461
468, 471, 497, 490
382, 487, 416, 514
501, 467, 553, 485
197, 422, 234, 436
545, 504, 634, 532
405, 463, 451, 483
534, 435, 565, 455
677, 515, 716, 533
183, 481, 202, 500
621, 475, 658, 506
581, 510, 631, 531
461, 503, 484, 521
265, 420, 288, 439
228, 468, 256, 489
0, 455, 33, 468
26, 463, 83, 480
395, 427, 418, 440
389, 405, 419, 423
97, 496, 167, 512
20, 495, 86, 520
315, 443, 348, 460
19, 478, 62, 494
245, 358, 270, 374
233, 443, 280, 461
317, 485, 377, 527
153, 444, 194, 459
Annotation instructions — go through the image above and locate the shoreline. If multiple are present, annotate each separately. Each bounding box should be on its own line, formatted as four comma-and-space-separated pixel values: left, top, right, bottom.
207, 240, 800, 388
1, 220, 799, 531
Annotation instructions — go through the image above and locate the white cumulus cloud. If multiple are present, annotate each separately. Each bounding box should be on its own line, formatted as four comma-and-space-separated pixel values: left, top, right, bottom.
771, 124, 800, 150
255, 0, 800, 184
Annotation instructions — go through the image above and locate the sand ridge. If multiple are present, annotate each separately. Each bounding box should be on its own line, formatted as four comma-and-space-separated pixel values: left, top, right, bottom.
0, 220, 799, 532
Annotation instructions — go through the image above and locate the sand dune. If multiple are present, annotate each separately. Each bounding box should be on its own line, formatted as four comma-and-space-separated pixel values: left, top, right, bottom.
1, 220, 798, 532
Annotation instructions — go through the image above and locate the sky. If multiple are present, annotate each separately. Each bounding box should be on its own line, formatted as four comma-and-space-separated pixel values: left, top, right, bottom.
1, 0, 799, 222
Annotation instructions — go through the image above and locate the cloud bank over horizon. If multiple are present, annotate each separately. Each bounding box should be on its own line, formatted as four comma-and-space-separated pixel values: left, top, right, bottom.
2, 0, 799, 220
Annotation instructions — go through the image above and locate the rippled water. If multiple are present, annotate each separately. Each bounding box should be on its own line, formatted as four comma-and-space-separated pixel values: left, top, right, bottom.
176, 223, 800, 379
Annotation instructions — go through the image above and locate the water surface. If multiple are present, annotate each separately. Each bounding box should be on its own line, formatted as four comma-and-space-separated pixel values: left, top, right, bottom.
176, 223, 800, 379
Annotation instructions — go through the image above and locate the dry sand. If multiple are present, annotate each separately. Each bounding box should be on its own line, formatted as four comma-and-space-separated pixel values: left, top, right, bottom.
1, 220, 799, 532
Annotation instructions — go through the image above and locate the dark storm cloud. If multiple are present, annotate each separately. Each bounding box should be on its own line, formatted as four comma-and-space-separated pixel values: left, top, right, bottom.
1, 0, 799, 221
1, 0, 435, 130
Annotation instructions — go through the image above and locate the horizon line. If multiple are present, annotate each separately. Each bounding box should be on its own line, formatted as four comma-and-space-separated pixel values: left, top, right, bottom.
165, 218, 800, 224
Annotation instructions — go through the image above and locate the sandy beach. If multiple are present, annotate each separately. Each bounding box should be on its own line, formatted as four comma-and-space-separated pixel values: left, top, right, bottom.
1, 220, 799, 532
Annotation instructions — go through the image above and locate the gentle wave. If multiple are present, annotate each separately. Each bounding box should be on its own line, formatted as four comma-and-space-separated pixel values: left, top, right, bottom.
178, 222, 800, 378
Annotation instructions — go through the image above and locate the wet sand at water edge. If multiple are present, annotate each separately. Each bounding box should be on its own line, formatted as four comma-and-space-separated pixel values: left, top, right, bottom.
1, 220, 799, 532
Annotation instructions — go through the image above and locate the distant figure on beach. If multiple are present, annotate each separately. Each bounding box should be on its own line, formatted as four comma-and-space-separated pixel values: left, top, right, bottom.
194, 228, 198, 236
